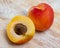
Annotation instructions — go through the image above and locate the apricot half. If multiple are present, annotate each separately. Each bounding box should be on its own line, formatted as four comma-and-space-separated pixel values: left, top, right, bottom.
6, 16, 35, 44
28, 3, 54, 31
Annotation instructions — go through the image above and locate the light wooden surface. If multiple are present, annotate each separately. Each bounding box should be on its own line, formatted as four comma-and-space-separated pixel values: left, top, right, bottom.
0, 0, 60, 48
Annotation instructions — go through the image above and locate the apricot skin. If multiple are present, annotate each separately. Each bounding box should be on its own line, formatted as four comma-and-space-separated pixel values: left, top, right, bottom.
28, 3, 54, 31
6, 16, 35, 44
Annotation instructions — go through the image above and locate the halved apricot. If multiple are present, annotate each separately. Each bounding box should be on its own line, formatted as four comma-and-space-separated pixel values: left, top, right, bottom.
6, 16, 35, 44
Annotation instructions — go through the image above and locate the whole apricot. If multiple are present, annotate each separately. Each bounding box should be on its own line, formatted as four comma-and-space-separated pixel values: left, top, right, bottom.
28, 3, 54, 31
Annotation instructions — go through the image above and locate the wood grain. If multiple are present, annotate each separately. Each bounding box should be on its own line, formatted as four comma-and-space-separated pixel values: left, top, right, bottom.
0, 0, 60, 48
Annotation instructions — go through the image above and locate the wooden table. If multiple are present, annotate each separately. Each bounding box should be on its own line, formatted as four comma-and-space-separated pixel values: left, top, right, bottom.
0, 0, 60, 48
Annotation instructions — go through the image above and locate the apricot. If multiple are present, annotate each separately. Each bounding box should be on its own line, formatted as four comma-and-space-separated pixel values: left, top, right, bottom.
6, 16, 35, 44
28, 3, 54, 31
